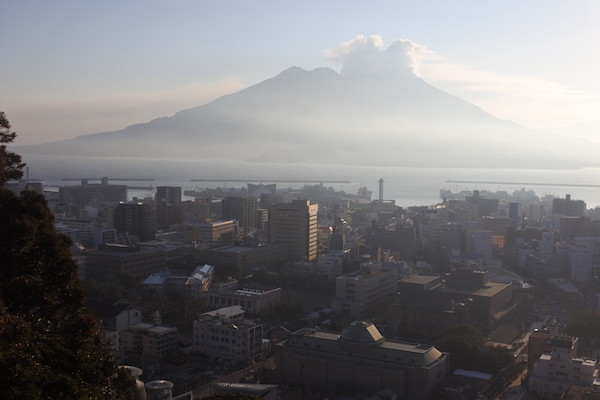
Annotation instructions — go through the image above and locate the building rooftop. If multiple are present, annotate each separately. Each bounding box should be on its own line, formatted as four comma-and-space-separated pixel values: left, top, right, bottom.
282, 322, 446, 368
344, 268, 394, 280
547, 278, 580, 294
87, 300, 133, 321
401, 275, 441, 285
143, 272, 170, 285
201, 305, 245, 319
338, 321, 384, 345
437, 280, 510, 298
148, 326, 177, 335
216, 246, 253, 254
213, 382, 278, 396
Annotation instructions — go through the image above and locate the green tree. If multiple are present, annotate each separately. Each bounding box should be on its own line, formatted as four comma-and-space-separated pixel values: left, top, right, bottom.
0, 112, 125, 399
0, 111, 25, 185
566, 309, 600, 348
435, 323, 513, 373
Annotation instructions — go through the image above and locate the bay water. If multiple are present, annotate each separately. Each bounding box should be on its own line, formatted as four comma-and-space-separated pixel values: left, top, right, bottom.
20, 153, 600, 209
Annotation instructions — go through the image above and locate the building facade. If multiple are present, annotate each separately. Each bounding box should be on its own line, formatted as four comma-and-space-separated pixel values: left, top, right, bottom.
331, 262, 398, 318
120, 322, 178, 359
204, 279, 281, 314
59, 178, 127, 207
155, 186, 182, 206
114, 201, 156, 242
529, 336, 598, 399
193, 306, 263, 362
84, 244, 171, 282
184, 220, 236, 243
269, 200, 318, 261
221, 196, 258, 233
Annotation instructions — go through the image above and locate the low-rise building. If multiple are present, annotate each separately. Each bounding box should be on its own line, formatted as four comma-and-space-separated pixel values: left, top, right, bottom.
142, 264, 214, 297
390, 269, 513, 333
87, 301, 143, 352
120, 322, 178, 360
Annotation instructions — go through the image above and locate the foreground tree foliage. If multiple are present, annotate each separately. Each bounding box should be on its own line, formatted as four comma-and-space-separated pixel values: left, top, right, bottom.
0, 112, 126, 399
0, 111, 25, 186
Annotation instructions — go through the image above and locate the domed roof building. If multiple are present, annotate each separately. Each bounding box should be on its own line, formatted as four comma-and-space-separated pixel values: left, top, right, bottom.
275, 321, 449, 399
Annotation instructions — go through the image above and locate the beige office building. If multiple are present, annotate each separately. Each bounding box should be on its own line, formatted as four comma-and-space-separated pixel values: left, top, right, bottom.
269, 200, 318, 261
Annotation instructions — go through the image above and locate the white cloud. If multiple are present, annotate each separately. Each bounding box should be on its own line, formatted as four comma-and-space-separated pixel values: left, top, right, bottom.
420, 56, 600, 129
327, 34, 600, 130
325, 34, 425, 76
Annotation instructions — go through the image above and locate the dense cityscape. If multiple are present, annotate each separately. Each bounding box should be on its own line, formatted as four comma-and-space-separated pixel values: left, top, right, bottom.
4, 3, 600, 400
6, 171, 600, 400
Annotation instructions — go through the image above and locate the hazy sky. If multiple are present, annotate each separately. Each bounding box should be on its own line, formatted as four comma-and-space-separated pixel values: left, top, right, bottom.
2, 0, 600, 145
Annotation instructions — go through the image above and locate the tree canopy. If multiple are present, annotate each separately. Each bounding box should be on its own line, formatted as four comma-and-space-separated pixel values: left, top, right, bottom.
565, 309, 600, 349
0, 111, 25, 186
435, 323, 513, 373
0, 112, 124, 399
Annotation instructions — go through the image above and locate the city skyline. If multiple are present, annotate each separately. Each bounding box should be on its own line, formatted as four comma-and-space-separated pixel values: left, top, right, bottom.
3, 1, 600, 145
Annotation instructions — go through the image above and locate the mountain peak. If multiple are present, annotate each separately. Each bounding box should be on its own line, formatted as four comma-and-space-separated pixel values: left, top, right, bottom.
16, 64, 596, 168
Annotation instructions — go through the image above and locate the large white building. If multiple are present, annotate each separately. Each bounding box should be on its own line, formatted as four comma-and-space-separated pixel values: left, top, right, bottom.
568, 242, 594, 283
193, 306, 263, 362
529, 336, 598, 399
331, 261, 398, 318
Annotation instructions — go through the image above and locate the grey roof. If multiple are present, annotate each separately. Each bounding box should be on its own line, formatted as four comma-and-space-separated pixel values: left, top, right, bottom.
212, 382, 278, 395
87, 299, 131, 320
338, 321, 384, 345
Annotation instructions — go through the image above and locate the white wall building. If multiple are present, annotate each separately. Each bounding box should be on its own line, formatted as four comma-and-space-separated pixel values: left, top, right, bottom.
331, 261, 398, 318
568, 242, 594, 283
193, 306, 263, 362
539, 231, 555, 257
88, 301, 143, 352
529, 336, 598, 399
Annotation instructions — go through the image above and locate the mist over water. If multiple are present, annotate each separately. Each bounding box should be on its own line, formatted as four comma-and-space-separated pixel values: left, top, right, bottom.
21, 153, 600, 208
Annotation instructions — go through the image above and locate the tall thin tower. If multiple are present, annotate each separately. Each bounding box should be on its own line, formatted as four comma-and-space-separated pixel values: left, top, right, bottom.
378, 178, 384, 201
